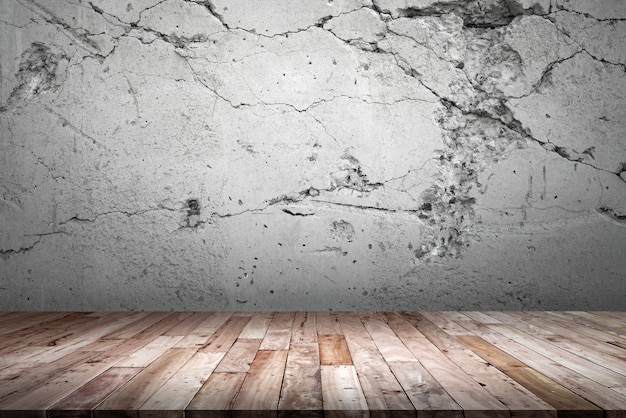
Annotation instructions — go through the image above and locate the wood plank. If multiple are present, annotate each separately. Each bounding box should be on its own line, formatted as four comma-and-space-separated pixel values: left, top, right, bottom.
187, 372, 246, 414
49, 368, 142, 417
459, 336, 603, 417
318, 335, 352, 366
449, 313, 626, 417
191, 312, 233, 335
259, 312, 295, 351
200, 316, 250, 353
0, 350, 96, 401
0, 312, 71, 336
173, 334, 211, 349
490, 324, 626, 387
400, 337, 509, 417
338, 313, 414, 412
387, 360, 463, 416
94, 348, 196, 413
278, 343, 323, 412
162, 312, 214, 336
360, 312, 416, 362
315, 312, 343, 335
320, 365, 368, 412
381, 312, 426, 339
508, 312, 626, 359
102, 312, 171, 340
420, 311, 472, 336
239, 312, 274, 340
402, 313, 555, 417
291, 312, 318, 344
139, 351, 225, 412
0, 354, 125, 410
215, 339, 262, 373
232, 350, 288, 411
116, 335, 184, 368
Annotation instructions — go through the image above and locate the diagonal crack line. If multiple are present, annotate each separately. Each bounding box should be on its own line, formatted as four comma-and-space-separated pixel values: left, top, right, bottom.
16, 0, 101, 55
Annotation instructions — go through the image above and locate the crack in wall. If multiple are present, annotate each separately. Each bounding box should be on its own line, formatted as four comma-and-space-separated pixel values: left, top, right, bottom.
3, 0, 624, 263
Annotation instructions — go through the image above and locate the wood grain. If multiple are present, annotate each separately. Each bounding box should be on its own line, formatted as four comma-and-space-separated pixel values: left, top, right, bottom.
0, 312, 623, 417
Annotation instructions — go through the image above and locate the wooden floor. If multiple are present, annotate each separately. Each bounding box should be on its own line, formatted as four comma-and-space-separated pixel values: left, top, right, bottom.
0, 312, 625, 418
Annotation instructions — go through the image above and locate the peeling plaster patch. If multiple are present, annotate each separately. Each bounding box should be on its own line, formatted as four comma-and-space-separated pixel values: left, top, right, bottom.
1, 43, 67, 111
418, 108, 525, 258
374, 0, 550, 24
331, 220, 356, 242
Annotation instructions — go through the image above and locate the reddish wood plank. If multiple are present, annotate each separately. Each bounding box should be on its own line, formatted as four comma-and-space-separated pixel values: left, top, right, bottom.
232, 350, 288, 411
318, 335, 352, 366
94, 348, 196, 413
49, 368, 142, 417
200, 316, 251, 353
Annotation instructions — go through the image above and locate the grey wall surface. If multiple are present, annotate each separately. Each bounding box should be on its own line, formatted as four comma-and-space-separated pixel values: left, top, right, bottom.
1, 0, 625, 311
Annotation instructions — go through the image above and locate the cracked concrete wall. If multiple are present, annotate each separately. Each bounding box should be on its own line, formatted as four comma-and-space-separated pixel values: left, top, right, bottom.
1, 0, 625, 311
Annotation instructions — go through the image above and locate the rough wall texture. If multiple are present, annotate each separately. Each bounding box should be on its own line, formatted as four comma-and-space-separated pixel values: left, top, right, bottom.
1, 0, 625, 310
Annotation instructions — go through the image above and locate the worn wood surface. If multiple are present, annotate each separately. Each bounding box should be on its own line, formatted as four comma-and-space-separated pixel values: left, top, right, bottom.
0, 312, 624, 417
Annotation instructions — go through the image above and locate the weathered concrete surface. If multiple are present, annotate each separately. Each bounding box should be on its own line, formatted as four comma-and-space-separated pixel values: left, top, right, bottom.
1, 0, 625, 310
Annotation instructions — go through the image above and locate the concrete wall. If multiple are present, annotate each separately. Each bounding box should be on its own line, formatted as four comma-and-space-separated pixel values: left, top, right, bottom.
1, 0, 625, 311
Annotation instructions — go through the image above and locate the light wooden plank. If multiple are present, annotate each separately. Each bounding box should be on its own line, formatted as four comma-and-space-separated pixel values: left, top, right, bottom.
388, 360, 462, 416
420, 311, 473, 336
187, 372, 246, 412
239, 312, 274, 340
318, 334, 352, 366
0, 345, 50, 370
338, 313, 414, 412
402, 313, 556, 416
382, 312, 425, 339
49, 368, 142, 417
139, 351, 225, 412
214, 339, 262, 373
401, 337, 509, 417
191, 312, 233, 335
360, 313, 416, 362
232, 350, 288, 411
512, 312, 626, 352
259, 312, 295, 351
173, 334, 211, 349
0, 350, 96, 401
291, 312, 318, 344
102, 312, 170, 340
200, 316, 251, 353
0, 312, 71, 336
451, 314, 626, 416
459, 336, 602, 416
162, 312, 214, 336
321, 365, 368, 411
95, 348, 196, 412
279, 342, 323, 412
116, 335, 184, 368
315, 312, 343, 335
0, 354, 125, 410
490, 324, 626, 387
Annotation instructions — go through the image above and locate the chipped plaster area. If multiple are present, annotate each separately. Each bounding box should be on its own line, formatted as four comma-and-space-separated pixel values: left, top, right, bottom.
1, 0, 625, 310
